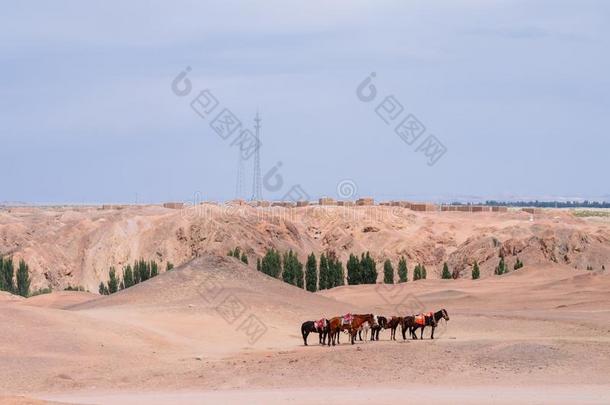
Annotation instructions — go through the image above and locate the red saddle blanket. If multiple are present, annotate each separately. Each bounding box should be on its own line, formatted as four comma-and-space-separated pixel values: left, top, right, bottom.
342, 313, 353, 325
314, 319, 325, 330
415, 312, 434, 326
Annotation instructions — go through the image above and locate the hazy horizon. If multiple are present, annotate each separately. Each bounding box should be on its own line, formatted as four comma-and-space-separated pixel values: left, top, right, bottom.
1, 1, 608, 204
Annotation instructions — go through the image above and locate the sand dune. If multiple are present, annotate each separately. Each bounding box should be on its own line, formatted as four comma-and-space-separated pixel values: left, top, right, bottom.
22, 291, 98, 310
0, 254, 608, 403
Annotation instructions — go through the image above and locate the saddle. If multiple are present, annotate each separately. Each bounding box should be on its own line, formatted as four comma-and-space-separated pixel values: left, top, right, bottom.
415, 312, 434, 326
414, 314, 426, 326
342, 313, 354, 325
314, 319, 325, 331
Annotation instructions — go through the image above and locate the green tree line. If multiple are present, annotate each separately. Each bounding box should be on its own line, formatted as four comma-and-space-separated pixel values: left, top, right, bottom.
0, 256, 31, 298
99, 259, 173, 295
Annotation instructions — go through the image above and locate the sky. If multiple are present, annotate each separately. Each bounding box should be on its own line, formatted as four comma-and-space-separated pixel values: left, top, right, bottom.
1, 0, 608, 204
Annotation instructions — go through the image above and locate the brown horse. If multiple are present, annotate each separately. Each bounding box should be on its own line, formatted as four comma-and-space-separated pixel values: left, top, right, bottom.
328, 315, 351, 346
403, 309, 449, 340
328, 314, 375, 345
386, 316, 403, 340
353, 313, 379, 342
348, 314, 375, 344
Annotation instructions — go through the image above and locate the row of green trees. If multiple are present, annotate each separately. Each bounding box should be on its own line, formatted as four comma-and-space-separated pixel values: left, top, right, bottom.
391, 256, 524, 281
438, 257, 524, 280
316, 252, 345, 290
471, 257, 523, 279
256, 249, 345, 291
99, 259, 173, 295
282, 250, 304, 288
228, 247, 248, 264
256, 250, 436, 291
347, 252, 378, 285
0, 256, 31, 297
382, 257, 415, 284
413, 263, 428, 280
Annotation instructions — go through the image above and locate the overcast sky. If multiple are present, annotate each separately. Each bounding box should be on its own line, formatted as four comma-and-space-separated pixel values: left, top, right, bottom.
1, 1, 608, 204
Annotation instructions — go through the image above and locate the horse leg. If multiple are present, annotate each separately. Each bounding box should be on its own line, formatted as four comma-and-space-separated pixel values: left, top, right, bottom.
411, 326, 417, 340
431, 326, 435, 340
303, 330, 309, 346
420, 326, 425, 340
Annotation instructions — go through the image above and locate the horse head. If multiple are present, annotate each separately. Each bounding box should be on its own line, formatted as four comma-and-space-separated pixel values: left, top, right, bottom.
441, 308, 450, 321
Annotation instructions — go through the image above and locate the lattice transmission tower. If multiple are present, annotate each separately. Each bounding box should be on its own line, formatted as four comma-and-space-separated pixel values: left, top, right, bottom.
251, 112, 263, 201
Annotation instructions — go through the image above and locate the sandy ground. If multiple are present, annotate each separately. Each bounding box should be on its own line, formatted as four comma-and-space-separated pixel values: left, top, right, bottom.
0, 255, 609, 404
37, 386, 610, 405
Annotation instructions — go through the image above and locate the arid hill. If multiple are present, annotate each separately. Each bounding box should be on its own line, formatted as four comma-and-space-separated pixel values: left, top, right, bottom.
1, 255, 355, 394
0, 204, 608, 291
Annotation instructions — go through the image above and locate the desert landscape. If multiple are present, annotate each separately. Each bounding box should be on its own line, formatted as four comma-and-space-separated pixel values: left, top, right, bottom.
2, 1, 609, 403
1, 205, 609, 404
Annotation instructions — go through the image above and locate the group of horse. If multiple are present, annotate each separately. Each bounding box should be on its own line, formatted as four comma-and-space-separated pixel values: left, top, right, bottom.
301, 309, 450, 346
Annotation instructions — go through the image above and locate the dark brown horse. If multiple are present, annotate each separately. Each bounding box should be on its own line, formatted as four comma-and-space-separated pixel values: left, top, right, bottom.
404, 309, 449, 340
386, 316, 403, 340
370, 315, 387, 341
301, 318, 329, 346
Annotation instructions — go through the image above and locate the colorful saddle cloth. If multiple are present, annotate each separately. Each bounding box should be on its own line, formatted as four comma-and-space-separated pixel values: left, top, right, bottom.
342, 313, 354, 325
415, 312, 434, 326
314, 319, 326, 330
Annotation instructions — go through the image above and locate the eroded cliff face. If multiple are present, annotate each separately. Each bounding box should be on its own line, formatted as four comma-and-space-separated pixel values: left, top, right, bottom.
1, 204, 608, 291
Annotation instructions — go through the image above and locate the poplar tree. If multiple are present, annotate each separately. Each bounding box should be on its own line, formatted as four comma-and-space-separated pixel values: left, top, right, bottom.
261, 249, 281, 278
442, 262, 452, 279
347, 254, 361, 285
123, 264, 134, 288
305, 253, 317, 292
413, 264, 422, 281
472, 261, 480, 279
319, 253, 330, 290
383, 259, 394, 284
108, 267, 119, 294
0, 257, 15, 293
495, 256, 507, 275
16, 259, 30, 297
398, 256, 408, 283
